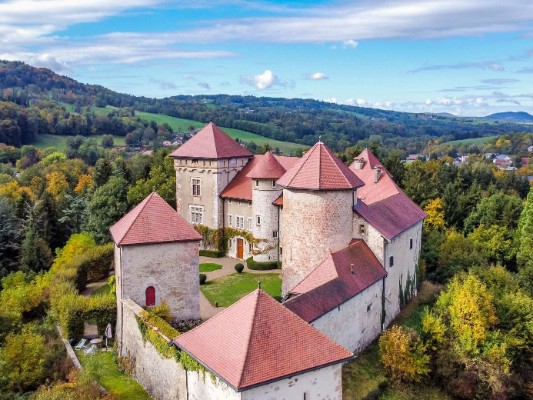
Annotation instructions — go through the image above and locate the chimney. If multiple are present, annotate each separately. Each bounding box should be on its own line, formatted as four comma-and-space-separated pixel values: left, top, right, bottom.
373, 166, 382, 183
353, 158, 364, 169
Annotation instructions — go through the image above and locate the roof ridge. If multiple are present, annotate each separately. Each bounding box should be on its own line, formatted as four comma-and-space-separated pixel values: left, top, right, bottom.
117, 192, 154, 244
324, 143, 351, 189
238, 289, 261, 387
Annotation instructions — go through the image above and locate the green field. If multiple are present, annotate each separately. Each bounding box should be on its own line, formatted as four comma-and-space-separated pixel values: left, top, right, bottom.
33, 134, 126, 150
440, 135, 498, 146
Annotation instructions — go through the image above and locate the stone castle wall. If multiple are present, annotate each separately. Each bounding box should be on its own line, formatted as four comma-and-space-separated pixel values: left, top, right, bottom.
120, 300, 187, 400
281, 189, 354, 296
251, 179, 282, 262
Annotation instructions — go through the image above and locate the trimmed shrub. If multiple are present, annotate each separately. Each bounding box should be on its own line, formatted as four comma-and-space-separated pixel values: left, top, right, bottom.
246, 257, 278, 271
199, 274, 207, 285
199, 249, 225, 258
234, 263, 244, 273
84, 243, 114, 282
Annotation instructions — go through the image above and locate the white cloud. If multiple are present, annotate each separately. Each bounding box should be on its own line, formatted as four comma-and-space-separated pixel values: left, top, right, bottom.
308, 72, 328, 80
253, 70, 278, 90
356, 98, 367, 106
425, 99, 432, 105
343, 39, 358, 48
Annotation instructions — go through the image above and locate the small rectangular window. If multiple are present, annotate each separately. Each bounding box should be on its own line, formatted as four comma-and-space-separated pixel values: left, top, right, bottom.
255, 180, 259, 187
228, 239, 232, 248
228, 198, 232, 204
192, 178, 201, 196
273, 230, 278, 238
359, 224, 365, 235
389, 256, 394, 267
236, 216, 244, 230
272, 180, 276, 188
248, 218, 253, 231
409, 238, 413, 250
367, 303, 372, 312
228, 214, 233, 227
249, 243, 253, 252
256, 215, 261, 225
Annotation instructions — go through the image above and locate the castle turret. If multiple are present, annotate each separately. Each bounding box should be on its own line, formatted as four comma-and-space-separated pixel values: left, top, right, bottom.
110, 192, 202, 350
246, 151, 286, 262
170, 122, 252, 229
277, 141, 364, 296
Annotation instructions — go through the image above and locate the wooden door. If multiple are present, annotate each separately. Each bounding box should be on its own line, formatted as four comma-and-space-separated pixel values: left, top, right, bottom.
237, 238, 244, 259
145, 286, 155, 307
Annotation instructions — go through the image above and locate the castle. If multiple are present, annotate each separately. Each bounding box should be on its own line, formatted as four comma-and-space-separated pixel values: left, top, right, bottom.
110, 122, 426, 400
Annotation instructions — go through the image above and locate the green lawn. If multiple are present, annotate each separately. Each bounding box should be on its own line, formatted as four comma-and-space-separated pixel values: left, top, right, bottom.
33, 134, 126, 150
77, 351, 152, 400
91, 283, 111, 296
199, 263, 223, 273
440, 135, 498, 146
200, 272, 281, 306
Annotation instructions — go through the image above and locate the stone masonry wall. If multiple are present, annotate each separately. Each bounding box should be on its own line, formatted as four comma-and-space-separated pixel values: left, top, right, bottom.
119, 241, 200, 321
120, 299, 187, 400
281, 189, 354, 296
252, 179, 282, 262
310, 280, 384, 353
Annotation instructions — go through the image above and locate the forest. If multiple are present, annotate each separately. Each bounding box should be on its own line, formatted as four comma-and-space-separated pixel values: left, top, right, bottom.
0, 60, 532, 399
2, 60, 533, 153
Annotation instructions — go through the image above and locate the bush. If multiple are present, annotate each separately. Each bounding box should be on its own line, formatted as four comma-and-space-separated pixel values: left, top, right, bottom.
234, 263, 244, 273
199, 249, 224, 258
246, 257, 279, 271
84, 243, 114, 282
199, 274, 207, 285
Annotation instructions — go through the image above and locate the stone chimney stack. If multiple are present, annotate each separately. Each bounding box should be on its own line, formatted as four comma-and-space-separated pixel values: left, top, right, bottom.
353, 158, 365, 169
373, 166, 382, 183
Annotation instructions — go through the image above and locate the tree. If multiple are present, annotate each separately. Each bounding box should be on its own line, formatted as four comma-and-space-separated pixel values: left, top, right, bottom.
86, 176, 129, 243
424, 198, 445, 231
0, 197, 21, 278
516, 187, 533, 295
127, 156, 176, 208
468, 224, 514, 266
437, 230, 482, 283
0, 327, 47, 392
93, 158, 112, 187
101, 134, 114, 148
464, 192, 523, 233
379, 325, 430, 383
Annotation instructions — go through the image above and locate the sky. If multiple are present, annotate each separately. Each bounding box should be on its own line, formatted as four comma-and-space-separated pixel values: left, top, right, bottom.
1, 0, 533, 117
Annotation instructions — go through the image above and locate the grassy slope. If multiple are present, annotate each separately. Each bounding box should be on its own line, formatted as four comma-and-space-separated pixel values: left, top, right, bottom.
77, 351, 152, 400
33, 134, 126, 150
200, 272, 281, 306
440, 135, 498, 146
199, 263, 223, 272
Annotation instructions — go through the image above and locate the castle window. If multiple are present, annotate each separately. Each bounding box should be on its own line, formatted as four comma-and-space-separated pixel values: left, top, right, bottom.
236, 216, 244, 229
192, 159, 198, 164
248, 201, 252, 208
255, 180, 259, 187
409, 238, 413, 250
249, 243, 253, 252
145, 286, 155, 307
359, 224, 365, 235
190, 206, 204, 224
228, 239, 232, 248
248, 218, 253, 231
272, 180, 276, 188
228, 214, 233, 227
389, 256, 394, 267
192, 178, 201, 196
273, 230, 278, 238
367, 303, 372, 312
228, 198, 232, 204
256, 215, 261, 225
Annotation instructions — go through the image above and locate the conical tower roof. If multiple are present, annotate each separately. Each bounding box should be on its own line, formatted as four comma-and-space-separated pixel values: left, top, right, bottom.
170, 122, 253, 159
174, 289, 352, 390
277, 141, 364, 190
110, 192, 202, 246
246, 151, 286, 179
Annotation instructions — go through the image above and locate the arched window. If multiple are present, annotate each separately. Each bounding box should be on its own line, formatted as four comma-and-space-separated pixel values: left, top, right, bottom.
145, 286, 155, 307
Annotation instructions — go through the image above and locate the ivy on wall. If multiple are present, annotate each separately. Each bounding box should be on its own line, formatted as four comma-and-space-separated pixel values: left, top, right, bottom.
194, 225, 264, 253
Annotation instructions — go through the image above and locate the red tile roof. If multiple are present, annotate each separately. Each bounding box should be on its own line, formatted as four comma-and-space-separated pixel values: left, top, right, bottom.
170, 122, 253, 159
350, 149, 426, 239
277, 141, 364, 190
285, 240, 387, 323
273, 194, 283, 206
174, 289, 352, 391
110, 192, 202, 246
221, 155, 298, 200
246, 151, 287, 179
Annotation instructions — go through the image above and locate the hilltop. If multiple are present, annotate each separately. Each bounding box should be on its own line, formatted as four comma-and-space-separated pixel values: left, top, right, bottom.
1, 60, 533, 152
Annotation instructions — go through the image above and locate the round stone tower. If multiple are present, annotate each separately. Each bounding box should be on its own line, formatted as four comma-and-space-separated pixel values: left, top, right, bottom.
277, 141, 364, 297
247, 152, 286, 262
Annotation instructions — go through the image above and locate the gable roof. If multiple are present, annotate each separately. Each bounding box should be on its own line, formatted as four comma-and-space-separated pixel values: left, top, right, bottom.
110, 192, 202, 246
350, 148, 426, 239
221, 154, 298, 201
170, 122, 253, 159
277, 141, 364, 190
246, 151, 287, 179
285, 240, 387, 323
174, 289, 352, 391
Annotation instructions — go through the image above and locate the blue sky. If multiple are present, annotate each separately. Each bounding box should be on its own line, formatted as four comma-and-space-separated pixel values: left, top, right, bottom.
1, 0, 533, 116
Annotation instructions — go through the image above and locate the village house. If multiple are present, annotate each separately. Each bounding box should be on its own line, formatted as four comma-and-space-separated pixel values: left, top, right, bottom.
110, 122, 426, 399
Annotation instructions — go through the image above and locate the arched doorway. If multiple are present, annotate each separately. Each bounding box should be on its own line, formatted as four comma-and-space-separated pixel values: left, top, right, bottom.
145, 286, 155, 307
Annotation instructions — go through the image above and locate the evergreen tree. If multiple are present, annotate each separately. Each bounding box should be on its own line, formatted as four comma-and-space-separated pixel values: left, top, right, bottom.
516, 187, 533, 294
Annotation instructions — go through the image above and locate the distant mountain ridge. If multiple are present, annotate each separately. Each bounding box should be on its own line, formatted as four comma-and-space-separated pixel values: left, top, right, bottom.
484, 111, 533, 123
1, 60, 533, 151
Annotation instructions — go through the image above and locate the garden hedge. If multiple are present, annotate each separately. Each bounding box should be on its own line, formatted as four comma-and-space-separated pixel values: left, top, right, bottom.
246, 257, 279, 271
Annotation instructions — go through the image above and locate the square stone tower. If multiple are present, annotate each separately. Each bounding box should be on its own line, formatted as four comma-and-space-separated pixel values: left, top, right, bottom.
110, 192, 203, 349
